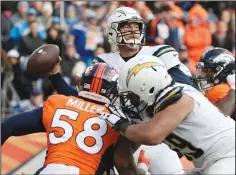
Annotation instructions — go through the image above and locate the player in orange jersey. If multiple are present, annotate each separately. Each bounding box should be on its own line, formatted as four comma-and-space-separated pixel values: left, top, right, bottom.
2, 63, 148, 175
195, 47, 235, 119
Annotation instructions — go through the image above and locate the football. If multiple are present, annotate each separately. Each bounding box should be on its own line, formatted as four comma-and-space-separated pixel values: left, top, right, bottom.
26, 44, 60, 74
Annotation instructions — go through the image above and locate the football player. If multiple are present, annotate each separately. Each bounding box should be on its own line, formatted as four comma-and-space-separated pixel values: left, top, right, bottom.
47, 7, 192, 174
195, 47, 235, 119
100, 55, 235, 174
1, 63, 148, 175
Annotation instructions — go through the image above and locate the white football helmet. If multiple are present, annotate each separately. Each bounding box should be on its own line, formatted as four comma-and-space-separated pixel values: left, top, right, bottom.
107, 7, 146, 49
118, 55, 173, 115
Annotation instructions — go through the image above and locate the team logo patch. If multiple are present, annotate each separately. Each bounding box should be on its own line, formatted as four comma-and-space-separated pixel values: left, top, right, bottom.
126, 62, 160, 87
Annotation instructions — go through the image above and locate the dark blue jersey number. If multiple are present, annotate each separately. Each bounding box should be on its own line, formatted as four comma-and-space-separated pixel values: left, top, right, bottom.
164, 133, 204, 161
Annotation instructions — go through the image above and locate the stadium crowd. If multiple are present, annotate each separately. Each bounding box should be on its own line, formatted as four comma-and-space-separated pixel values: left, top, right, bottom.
1, 1, 235, 114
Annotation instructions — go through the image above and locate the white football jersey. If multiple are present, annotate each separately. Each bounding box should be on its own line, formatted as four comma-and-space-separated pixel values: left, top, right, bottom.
96, 45, 183, 72
153, 83, 235, 170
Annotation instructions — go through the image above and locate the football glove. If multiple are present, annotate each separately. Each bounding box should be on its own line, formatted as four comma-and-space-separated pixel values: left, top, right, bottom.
97, 104, 134, 134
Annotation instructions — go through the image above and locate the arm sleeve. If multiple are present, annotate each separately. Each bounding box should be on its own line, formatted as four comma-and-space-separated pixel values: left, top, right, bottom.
1, 107, 46, 145
205, 83, 231, 104
48, 73, 78, 96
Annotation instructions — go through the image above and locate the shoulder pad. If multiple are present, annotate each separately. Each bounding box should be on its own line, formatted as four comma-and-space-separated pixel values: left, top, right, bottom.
92, 56, 105, 64
154, 86, 183, 114
153, 45, 176, 57
44, 94, 65, 106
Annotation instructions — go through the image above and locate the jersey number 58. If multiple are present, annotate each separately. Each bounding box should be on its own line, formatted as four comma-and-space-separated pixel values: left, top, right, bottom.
48, 109, 107, 154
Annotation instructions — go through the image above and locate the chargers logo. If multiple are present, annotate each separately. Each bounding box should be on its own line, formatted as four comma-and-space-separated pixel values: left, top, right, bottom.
126, 62, 160, 87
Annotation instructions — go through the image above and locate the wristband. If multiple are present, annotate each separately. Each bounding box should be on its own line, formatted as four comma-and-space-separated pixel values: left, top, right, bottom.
113, 121, 135, 135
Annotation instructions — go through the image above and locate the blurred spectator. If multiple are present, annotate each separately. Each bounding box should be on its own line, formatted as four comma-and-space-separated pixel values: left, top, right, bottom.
69, 10, 104, 66
1, 1, 18, 13
1, 49, 11, 87
175, 1, 194, 11
220, 9, 232, 25
7, 49, 32, 99
30, 1, 43, 16
94, 45, 105, 56
11, 88, 44, 112
1, 9, 13, 50
18, 21, 45, 56
61, 45, 80, 80
207, 8, 219, 23
208, 21, 217, 34
212, 21, 234, 52
65, 5, 79, 29
40, 2, 53, 29
165, 11, 181, 51
51, 16, 61, 30
46, 27, 65, 56
120, 2, 135, 8
146, 4, 171, 45
11, 2, 29, 24
134, 2, 154, 23
179, 45, 196, 74
52, 1, 61, 17
107, 1, 120, 14
184, 4, 212, 65
9, 8, 46, 45
188, 3, 208, 22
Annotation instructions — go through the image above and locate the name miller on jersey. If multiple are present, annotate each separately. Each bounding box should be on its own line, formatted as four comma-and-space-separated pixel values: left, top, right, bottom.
66, 98, 105, 114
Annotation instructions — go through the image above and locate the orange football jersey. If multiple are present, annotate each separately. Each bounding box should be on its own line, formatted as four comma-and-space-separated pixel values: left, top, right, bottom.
205, 83, 231, 104
42, 94, 120, 174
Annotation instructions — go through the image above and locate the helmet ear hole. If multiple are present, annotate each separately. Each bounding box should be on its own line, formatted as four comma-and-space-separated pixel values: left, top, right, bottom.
149, 87, 155, 94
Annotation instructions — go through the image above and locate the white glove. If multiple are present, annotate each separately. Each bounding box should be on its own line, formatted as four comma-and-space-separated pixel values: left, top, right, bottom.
227, 73, 235, 90
97, 104, 131, 132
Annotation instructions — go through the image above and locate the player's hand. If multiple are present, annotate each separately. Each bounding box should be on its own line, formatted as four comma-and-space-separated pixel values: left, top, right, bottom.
47, 56, 62, 76
227, 73, 235, 90
97, 104, 130, 132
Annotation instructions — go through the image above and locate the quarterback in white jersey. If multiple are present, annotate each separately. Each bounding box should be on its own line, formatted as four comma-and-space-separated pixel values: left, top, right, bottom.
91, 7, 193, 174
100, 55, 235, 174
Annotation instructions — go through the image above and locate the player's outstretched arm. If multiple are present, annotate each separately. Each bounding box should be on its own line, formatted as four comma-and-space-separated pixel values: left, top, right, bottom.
1, 108, 46, 145
48, 72, 78, 96
124, 94, 194, 145
47, 58, 78, 96
114, 136, 148, 175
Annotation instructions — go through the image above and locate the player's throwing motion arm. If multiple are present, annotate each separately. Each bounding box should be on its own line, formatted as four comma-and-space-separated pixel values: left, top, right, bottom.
1, 108, 45, 145
47, 59, 78, 96
101, 94, 194, 145
47, 56, 105, 97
